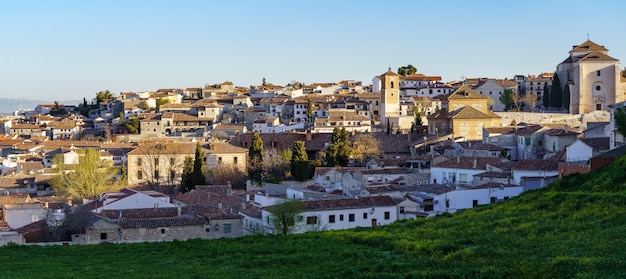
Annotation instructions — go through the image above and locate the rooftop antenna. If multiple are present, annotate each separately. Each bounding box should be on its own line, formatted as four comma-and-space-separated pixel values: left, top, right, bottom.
587, 33, 590, 40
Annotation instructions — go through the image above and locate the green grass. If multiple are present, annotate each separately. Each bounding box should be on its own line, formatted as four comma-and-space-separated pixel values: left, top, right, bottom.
4, 156, 626, 278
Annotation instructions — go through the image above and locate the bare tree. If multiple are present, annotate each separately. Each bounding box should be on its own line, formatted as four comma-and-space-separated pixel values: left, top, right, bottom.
522, 93, 539, 113
352, 133, 381, 163
207, 164, 246, 189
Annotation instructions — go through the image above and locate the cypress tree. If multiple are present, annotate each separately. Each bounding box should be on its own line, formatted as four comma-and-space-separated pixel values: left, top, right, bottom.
181, 156, 194, 192
291, 141, 309, 181
542, 82, 550, 109
192, 142, 206, 187
249, 131, 263, 162
550, 73, 562, 108
562, 85, 570, 112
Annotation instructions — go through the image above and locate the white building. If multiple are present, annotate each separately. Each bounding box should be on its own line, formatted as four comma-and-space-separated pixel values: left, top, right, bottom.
433, 183, 523, 213
261, 196, 398, 234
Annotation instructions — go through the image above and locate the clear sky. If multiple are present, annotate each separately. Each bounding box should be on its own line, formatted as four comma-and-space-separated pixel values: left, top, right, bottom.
2, 0, 625, 102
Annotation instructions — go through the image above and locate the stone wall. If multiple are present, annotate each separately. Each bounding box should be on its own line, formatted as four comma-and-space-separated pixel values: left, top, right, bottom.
495, 111, 610, 129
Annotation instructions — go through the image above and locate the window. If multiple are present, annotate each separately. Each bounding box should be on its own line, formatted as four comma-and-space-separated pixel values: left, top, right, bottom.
154, 170, 159, 179
329, 215, 335, 223
137, 170, 143, 179
596, 85, 601, 91
137, 158, 142, 166
597, 70, 601, 76
100, 233, 107, 240
234, 157, 238, 165
473, 200, 478, 207
384, 211, 390, 220
223, 223, 231, 233
399, 206, 405, 213
363, 212, 368, 219
339, 214, 344, 221
306, 216, 317, 225
154, 158, 159, 166
348, 214, 355, 222
218, 157, 222, 164
160, 228, 166, 234
491, 197, 497, 204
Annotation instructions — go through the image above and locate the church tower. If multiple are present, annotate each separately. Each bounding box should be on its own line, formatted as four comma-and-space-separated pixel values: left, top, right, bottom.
379, 68, 400, 126
556, 40, 623, 114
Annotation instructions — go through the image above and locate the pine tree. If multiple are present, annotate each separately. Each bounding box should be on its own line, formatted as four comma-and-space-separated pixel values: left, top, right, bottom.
290, 141, 309, 181
192, 142, 206, 187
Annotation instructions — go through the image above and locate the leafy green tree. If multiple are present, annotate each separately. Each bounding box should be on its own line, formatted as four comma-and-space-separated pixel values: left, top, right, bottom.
550, 73, 562, 108
50, 148, 122, 199
181, 156, 194, 192
397, 64, 417, 76
500, 89, 515, 110
155, 98, 170, 109
262, 77, 267, 86
268, 199, 304, 235
413, 106, 422, 126
123, 116, 140, 134
562, 85, 570, 111
542, 82, 550, 108
192, 142, 206, 186
306, 98, 313, 122
291, 141, 309, 181
322, 127, 351, 167
96, 90, 113, 104
614, 107, 626, 136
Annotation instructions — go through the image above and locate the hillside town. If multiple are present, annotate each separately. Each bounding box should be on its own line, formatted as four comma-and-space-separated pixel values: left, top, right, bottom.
1, 39, 626, 245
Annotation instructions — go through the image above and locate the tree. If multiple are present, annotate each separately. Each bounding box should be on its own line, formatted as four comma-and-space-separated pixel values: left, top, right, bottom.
352, 133, 381, 163
306, 98, 313, 122
550, 73, 562, 108
614, 107, 626, 136
50, 148, 122, 199
50, 101, 67, 116
522, 93, 539, 113
207, 164, 246, 189
500, 89, 517, 110
155, 98, 170, 109
386, 119, 391, 134
192, 142, 206, 187
262, 77, 267, 86
413, 106, 422, 126
291, 141, 309, 181
268, 199, 304, 235
123, 116, 140, 134
562, 85, 570, 112
181, 156, 194, 193
322, 127, 351, 167
263, 148, 291, 182
248, 131, 264, 181
542, 82, 550, 109
397, 64, 417, 76
487, 97, 495, 109
96, 90, 113, 104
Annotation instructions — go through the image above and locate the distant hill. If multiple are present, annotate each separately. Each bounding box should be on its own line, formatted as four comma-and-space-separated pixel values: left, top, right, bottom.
0, 98, 81, 115
1, 156, 626, 277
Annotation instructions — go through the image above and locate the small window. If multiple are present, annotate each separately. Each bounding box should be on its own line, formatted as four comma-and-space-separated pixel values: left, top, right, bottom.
597, 70, 601, 76
363, 212, 368, 219
306, 216, 317, 225
218, 157, 222, 164
137, 171, 143, 179
100, 233, 107, 240
348, 214, 355, 222
233, 157, 238, 165
339, 214, 344, 221
223, 223, 231, 233
384, 211, 390, 220
160, 228, 166, 234
399, 207, 405, 213
329, 215, 335, 223
137, 158, 142, 166
596, 85, 601, 91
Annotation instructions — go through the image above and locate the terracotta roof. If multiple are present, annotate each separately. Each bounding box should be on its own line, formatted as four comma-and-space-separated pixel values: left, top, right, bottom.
206, 142, 247, 154
0, 193, 32, 205
543, 128, 578, 137
400, 73, 441, 81
484, 127, 516, 134
449, 106, 497, 119
578, 51, 619, 62
457, 142, 506, 151
127, 142, 196, 156
580, 137, 610, 150
471, 182, 517, 189
212, 124, 247, 131
445, 85, 488, 100
433, 156, 513, 170
572, 40, 608, 52
513, 159, 559, 171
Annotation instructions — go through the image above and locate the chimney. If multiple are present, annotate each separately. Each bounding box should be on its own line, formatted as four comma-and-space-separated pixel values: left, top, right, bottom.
306, 128, 312, 141
473, 159, 477, 168
456, 156, 460, 163
177, 206, 181, 216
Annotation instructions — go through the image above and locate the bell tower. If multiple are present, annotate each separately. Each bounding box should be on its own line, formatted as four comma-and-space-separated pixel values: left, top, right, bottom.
380, 67, 400, 126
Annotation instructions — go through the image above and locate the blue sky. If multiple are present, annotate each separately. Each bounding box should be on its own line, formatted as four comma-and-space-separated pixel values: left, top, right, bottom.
2, 0, 625, 102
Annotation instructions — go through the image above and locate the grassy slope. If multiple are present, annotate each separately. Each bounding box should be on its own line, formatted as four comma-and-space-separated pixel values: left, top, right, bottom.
3, 157, 626, 279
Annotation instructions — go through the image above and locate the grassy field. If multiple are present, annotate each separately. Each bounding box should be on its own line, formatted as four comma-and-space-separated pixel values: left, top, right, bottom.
3, 157, 626, 278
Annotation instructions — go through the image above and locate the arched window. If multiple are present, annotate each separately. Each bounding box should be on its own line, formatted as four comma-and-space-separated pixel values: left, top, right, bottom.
390, 81, 394, 88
